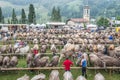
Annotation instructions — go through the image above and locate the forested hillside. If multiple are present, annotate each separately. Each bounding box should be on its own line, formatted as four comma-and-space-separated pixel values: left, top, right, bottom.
0, 0, 120, 22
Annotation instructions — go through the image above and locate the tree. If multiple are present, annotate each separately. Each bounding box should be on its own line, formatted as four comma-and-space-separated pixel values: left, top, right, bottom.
21, 8, 26, 24
28, 4, 36, 24
2, 16, 4, 23
0, 7, 2, 23
51, 6, 56, 21
97, 17, 109, 27
51, 6, 62, 22
116, 16, 120, 20
8, 19, 11, 24
11, 8, 18, 24
57, 7, 61, 21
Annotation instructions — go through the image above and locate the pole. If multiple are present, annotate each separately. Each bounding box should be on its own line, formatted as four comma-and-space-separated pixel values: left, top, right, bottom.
104, 9, 106, 27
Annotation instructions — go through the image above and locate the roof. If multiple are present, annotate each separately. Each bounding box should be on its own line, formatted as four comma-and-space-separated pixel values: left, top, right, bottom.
0, 24, 27, 26
68, 18, 88, 23
46, 22, 65, 26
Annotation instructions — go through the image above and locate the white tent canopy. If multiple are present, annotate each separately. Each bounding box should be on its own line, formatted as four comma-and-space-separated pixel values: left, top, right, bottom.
30, 23, 35, 26
86, 24, 98, 30
30, 23, 36, 28
29, 23, 46, 29
36, 24, 40, 27
41, 24, 46, 27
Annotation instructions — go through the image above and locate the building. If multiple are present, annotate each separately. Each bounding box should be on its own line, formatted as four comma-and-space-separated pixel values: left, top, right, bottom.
86, 24, 98, 31
83, 5, 90, 23
46, 22, 66, 29
67, 5, 90, 27
67, 18, 88, 27
0, 24, 28, 32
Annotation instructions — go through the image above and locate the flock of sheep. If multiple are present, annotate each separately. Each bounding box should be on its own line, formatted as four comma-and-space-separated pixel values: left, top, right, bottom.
0, 56, 18, 68
0, 28, 120, 80
0, 29, 120, 68
17, 70, 105, 80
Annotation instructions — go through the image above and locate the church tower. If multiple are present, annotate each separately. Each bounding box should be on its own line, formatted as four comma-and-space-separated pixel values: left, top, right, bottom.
83, 5, 90, 23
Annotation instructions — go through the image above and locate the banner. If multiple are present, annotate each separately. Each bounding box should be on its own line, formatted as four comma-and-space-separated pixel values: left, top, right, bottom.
116, 27, 120, 32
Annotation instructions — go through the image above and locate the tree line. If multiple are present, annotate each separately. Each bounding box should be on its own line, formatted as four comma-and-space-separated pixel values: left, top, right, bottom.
0, 4, 62, 24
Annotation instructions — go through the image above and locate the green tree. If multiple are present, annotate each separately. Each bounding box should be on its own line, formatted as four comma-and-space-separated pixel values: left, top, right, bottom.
2, 16, 4, 23
57, 7, 61, 21
21, 8, 26, 24
51, 6, 56, 21
0, 7, 2, 23
51, 6, 61, 22
97, 17, 109, 27
116, 16, 120, 20
28, 4, 36, 24
8, 19, 11, 24
11, 8, 18, 24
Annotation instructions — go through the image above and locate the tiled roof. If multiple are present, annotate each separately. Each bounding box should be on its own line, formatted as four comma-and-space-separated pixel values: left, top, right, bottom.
69, 18, 88, 23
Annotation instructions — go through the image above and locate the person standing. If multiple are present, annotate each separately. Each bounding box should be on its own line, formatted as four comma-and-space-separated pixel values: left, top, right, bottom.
33, 48, 38, 56
103, 45, 108, 55
81, 56, 87, 78
63, 57, 73, 71
77, 51, 82, 58
109, 35, 114, 41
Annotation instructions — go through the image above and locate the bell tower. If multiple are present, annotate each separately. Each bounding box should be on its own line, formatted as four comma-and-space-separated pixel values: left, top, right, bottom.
83, 5, 90, 23
83, 0, 90, 23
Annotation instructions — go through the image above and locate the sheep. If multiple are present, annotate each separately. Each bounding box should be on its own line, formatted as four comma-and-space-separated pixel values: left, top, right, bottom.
76, 75, 86, 80
63, 71, 73, 80
31, 73, 46, 80
49, 70, 60, 80
48, 56, 59, 67
9, 56, 18, 67
94, 73, 105, 80
2, 56, 10, 68
17, 74, 30, 80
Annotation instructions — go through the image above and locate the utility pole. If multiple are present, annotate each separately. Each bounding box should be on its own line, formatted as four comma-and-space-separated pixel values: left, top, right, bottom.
104, 9, 106, 27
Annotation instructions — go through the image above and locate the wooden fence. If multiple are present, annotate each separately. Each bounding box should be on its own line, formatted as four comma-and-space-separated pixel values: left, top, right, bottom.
0, 67, 120, 76
1, 67, 120, 71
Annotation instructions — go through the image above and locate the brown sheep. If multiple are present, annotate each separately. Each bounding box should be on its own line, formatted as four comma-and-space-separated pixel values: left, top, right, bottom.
10, 56, 18, 67
0, 55, 3, 66
48, 56, 59, 67
26, 53, 34, 68
89, 53, 103, 67
2, 56, 10, 68
100, 56, 120, 67
34, 55, 49, 67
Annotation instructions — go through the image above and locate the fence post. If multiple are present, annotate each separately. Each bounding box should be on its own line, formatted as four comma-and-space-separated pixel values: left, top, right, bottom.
109, 69, 111, 76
